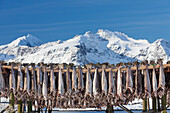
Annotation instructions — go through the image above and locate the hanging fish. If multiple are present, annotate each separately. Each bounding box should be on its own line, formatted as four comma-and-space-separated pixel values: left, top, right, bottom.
157, 60, 166, 97
50, 66, 56, 97
58, 68, 64, 96
108, 69, 116, 97
42, 67, 48, 106
66, 67, 71, 94
134, 61, 142, 98
167, 90, 170, 105
37, 67, 42, 97
101, 68, 107, 95
93, 68, 100, 98
72, 67, 78, 92
108, 68, 116, 105
144, 63, 151, 98
26, 66, 30, 92
24, 65, 30, 98
122, 71, 126, 93
117, 66, 123, 100
152, 66, 157, 97
71, 67, 78, 108
125, 66, 133, 95
65, 67, 72, 107
85, 68, 92, 97
0, 63, 5, 96
17, 64, 23, 91
57, 68, 65, 108
78, 66, 84, 91
31, 64, 37, 93
9, 63, 16, 92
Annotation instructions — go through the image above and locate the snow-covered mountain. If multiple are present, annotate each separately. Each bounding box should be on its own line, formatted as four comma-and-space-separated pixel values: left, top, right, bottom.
8, 34, 42, 47
7, 31, 133, 65
135, 38, 170, 63
97, 29, 150, 57
1, 29, 170, 64
0, 34, 43, 61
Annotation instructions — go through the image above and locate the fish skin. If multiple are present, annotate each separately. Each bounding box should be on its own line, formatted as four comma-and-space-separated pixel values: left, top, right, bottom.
93, 68, 100, 97
125, 66, 133, 94
134, 66, 142, 98
78, 66, 84, 91
17, 65, 23, 91
50, 68, 56, 95
72, 67, 77, 92
58, 68, 64, 96
32, 65, 37, 93
117, 66, 123, 99
66, 67, 71, 94
25, 66, 30, 94
108, 69, 116, 105
37, 67, 42, 97
9, 64, 16, 91
0, 64, 5, 94
42, 68, 48, 105
122, 71, 126, 92
101, 68, 107, 95
108, 69, 116, 97
152, 67, 157, 97
167, 90, 170, 105
157, 64, 166, 97
144, 65, 151, 98
85, 68, 92, 96
65, 67, 72, 108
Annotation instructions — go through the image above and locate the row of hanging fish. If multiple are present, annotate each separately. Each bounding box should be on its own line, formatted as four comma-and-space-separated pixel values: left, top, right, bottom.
0, 61, 169, 109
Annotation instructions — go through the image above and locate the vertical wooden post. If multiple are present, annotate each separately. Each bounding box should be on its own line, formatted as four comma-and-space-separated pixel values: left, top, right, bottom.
48, 109, 52, 113
27, 99, 32, 113
38, 108, 40, 113
147, 98, 150, 111
9, 92, 14, 108
17, 99, 22, 113
152, 97, 156, 112
106, 105, 114, 113
161, 95, 167, 113
157, 97, 160, 111
143, 98, 147, 112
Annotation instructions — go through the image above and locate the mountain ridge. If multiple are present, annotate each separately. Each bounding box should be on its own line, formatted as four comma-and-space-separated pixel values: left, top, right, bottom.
0, 29, 169, 64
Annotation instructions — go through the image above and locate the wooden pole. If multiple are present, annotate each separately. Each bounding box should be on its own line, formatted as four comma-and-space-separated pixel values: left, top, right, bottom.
38, 108, 40, 113
143, 98, 147, 112
152, 97, 156, 112
17, 99, 22, 113
9, 92, 14, 108
48, 109, 52, 113
147, 98, 150, 111
157, 97, 160, 111
106, 105, 114, 113
27, 99, 32, 113
161, 95, 167, 113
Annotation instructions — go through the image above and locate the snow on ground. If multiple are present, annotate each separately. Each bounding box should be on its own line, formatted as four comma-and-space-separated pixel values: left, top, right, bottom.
1, 97, 169, 112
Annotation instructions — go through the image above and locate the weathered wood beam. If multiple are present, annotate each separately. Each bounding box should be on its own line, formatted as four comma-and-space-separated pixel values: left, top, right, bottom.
2, 64, 170, 73
143, 98, 147, 112
17, 99, 22, 113
152, 97, 156, 112
9, 92, 14, 109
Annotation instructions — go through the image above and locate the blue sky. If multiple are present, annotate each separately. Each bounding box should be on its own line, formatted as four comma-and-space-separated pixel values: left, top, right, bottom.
0, 0, 170, 45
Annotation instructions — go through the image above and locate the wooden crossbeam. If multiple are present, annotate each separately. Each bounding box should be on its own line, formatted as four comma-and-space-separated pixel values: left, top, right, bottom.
2, 64, 170, 73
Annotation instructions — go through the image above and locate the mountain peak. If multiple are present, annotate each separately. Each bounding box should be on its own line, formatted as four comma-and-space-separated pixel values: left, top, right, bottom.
153, 38, 169, 46
97, 29, 129, 41
8, 34, 43, 47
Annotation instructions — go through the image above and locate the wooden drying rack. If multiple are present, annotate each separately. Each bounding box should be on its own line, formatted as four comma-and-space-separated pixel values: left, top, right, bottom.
2, 64, 170, 73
